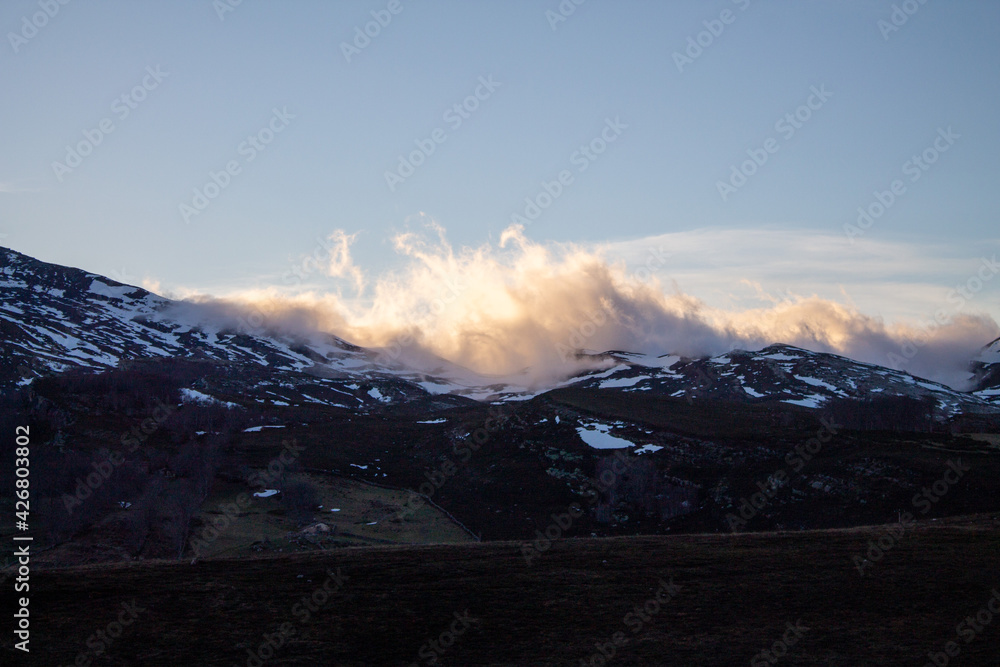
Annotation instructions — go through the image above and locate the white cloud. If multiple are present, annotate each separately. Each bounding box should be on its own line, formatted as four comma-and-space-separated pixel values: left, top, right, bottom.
598, 228, 1000, 323
0, 181, 43, 194
172, 223, 998, 389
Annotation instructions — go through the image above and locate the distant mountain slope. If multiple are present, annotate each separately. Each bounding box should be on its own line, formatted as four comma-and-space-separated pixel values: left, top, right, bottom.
2, 245, 997, 415
971, 336, 1000, 401
1, 246, 316, 372
563, 344, 1000, 414
0, 246, 473, 410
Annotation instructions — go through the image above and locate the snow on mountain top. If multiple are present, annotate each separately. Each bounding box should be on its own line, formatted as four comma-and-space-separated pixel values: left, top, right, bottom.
2, 244, 999, 413
979, 337, 1000, 364
89, 279, 143, 299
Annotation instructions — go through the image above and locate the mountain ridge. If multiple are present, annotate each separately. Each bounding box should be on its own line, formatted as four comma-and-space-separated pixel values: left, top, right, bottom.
2, 244, 999, 414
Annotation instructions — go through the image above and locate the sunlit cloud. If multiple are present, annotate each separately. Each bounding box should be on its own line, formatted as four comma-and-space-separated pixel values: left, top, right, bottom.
324, 230, 366, 293
164, 221, 998, 390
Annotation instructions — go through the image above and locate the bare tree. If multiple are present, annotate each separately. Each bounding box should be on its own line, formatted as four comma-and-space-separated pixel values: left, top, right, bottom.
122, 477, 166, 557
282, 477, 320, 525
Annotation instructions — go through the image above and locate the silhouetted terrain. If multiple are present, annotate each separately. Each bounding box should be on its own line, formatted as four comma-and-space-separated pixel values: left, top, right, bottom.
4, 516, 999, 665
2, 247, 1000, 665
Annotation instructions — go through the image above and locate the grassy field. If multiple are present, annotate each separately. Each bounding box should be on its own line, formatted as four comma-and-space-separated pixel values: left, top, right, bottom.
964, 432, 1000, 448
190, 473, 475, 560
6, 515, 999, 666
6, 468, 476, 570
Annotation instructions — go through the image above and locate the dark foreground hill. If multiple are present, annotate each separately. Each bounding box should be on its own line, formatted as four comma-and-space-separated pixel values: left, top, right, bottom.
3, 246, 1000, 665
5, 515, 999, 666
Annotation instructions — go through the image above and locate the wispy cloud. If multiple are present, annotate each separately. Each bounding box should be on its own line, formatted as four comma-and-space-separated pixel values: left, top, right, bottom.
599, 228, 1000, 323
0, 181, 43, 194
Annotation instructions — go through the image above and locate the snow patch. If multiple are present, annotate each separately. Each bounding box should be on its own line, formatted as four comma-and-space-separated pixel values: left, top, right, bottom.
599, 375, 648, 389
761, 353, 800, 361
180, 388, 238, 408
576, 423, 634, 449
89, 279, 139, 299
781, 394, 827, 408
794, 375, 841, 393
367, 387, 390, 402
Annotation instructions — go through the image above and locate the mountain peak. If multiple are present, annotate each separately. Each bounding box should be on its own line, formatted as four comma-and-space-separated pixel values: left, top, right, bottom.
2, 246, 999, 412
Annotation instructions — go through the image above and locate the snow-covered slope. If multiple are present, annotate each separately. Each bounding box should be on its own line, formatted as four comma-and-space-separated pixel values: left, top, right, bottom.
2, 246, 997, 415
559, 344, 999, 416
970, 336, 1000, 404
0, 248, 361, 371
0, 247, 475, 409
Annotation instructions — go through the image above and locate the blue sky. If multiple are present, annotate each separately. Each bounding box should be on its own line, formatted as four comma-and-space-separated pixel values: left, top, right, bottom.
1, 0, 998, 326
